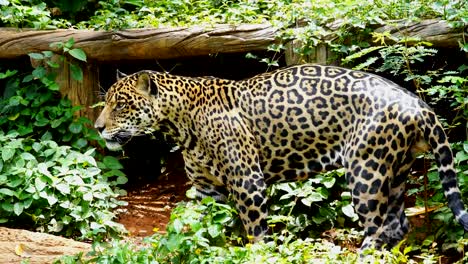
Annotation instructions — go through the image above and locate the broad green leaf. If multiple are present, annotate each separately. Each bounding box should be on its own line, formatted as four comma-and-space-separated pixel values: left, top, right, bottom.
21, 152, 36, 161
13, 202, 24, 216
342, 203, 358, 219
64, 38, 75, 50
83, 192, 93, 201
1, 203, 13, 212
38, 163, 52, 177
116, 176, 128, 185
7, 113, 19, 121
172, 218, 183, 234
103, 156, 123, 170
35, 177, 47, 192
208, 224, 221, 238
32, 66, 47, 79
69, 48, 87, 62
70, 63, 83, 81
0, 188, 15, 197
28, 53, 44, 60
46, 60, 60, 68
69, 122, 83, 134
2, 147, 15, 161
46, 194, 58, 205
22, 74, 34, 83
72, 138, 88, 149
23, 198, 33, 209
56, 183, 71, 194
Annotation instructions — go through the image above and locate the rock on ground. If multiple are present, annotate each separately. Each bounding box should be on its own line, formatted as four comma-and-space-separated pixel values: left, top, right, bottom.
0, 227, 90, 264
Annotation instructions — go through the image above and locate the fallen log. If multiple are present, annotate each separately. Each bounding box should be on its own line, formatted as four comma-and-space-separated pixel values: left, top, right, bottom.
0, 19, 464, 61
0, 227, 90, 264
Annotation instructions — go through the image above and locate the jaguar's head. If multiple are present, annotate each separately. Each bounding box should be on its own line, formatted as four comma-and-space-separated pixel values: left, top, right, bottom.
95, 71, 159, 150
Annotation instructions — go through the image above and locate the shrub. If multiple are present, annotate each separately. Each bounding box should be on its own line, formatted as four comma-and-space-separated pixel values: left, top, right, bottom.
0, 131, 127, 240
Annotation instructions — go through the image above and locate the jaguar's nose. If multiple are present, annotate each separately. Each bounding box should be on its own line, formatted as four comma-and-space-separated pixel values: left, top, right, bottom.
94, 121, 105, 133
94, 113, 106, 133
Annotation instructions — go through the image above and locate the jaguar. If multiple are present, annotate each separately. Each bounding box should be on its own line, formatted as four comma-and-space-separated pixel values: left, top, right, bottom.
95, 64, 468, 250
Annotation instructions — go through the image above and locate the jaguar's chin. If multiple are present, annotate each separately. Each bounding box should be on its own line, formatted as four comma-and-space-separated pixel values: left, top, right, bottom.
103, 133, 132, 151
105, 139, 123, 151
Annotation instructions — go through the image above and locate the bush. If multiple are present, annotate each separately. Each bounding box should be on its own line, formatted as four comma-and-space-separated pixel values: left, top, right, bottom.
0, 131, 127, 240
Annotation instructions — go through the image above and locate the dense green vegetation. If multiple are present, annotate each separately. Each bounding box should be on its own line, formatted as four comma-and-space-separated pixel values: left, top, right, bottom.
0, 39, 127, 240
0, 0, 467, 263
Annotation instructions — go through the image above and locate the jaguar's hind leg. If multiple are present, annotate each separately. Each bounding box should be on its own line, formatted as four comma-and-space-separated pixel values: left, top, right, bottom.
348, 150, 418, 251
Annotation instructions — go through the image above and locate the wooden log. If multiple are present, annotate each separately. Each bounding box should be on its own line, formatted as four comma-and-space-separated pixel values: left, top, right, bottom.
373, 19, 466, 48
0, 227, 90, 264
0, 19, 464, 62
0, 24, 277, 61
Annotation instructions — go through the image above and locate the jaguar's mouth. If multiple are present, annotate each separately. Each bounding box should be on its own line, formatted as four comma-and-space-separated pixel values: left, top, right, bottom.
104, 134, 132, 151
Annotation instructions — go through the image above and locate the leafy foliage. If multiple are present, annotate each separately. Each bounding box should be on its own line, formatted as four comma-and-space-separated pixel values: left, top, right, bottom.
0, 131, 126, 240
58, 192, 444, 264
268, 169, 358, 237
0, 43, 127, 240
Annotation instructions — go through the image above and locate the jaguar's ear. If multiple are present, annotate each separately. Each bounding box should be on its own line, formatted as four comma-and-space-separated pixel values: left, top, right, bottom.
116, 69, 128, 80
136, 72, 158, 97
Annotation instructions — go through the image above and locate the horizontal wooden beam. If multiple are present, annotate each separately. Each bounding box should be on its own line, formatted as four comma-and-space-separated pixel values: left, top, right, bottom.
0, 24, 278, 61
0, 19, 464, 61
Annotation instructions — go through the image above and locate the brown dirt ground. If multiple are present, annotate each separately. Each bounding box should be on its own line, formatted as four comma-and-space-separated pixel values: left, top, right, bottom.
116, 158, 190, 237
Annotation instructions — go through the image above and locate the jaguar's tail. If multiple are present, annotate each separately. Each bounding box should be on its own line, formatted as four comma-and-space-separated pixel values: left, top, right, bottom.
419, 111, 468, 230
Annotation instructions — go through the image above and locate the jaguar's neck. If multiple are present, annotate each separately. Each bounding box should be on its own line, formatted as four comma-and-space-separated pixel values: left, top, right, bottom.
154, 73, 239, 147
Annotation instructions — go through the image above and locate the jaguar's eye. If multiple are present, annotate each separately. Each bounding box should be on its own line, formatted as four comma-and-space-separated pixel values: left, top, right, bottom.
116, 102, 126, 110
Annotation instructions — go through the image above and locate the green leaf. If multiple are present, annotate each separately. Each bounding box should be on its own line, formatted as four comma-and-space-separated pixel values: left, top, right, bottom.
21, 152, 36, 161
83, 192, 93, 201
70, 63, 83, 81
68, 48, 87, 62
2, 203, 13, 212
72, 138, 88, 149
0, 188, 15, 197
103, 156, 123, 170
172, 218, 183, 234
46, 194, 58, 205
28, 53, 44, 60
47, 60, 60, 68
208, 224, 221, 238
64, 38, 75, 50
56, 183, 70, 194
13, 202, 24, 216
0, 69, 17, 79
341, 203, 358, 219
2, 147, 15, 161
32, 66, 47, 79
116, 176, 128, 185
38, 163, 52, 178
69, 122, 83, 134
22, 74, 34, 82
35, 177, 47, 192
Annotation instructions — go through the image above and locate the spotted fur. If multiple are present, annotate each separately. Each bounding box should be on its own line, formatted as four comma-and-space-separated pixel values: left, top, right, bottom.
95, 64, 468, 249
